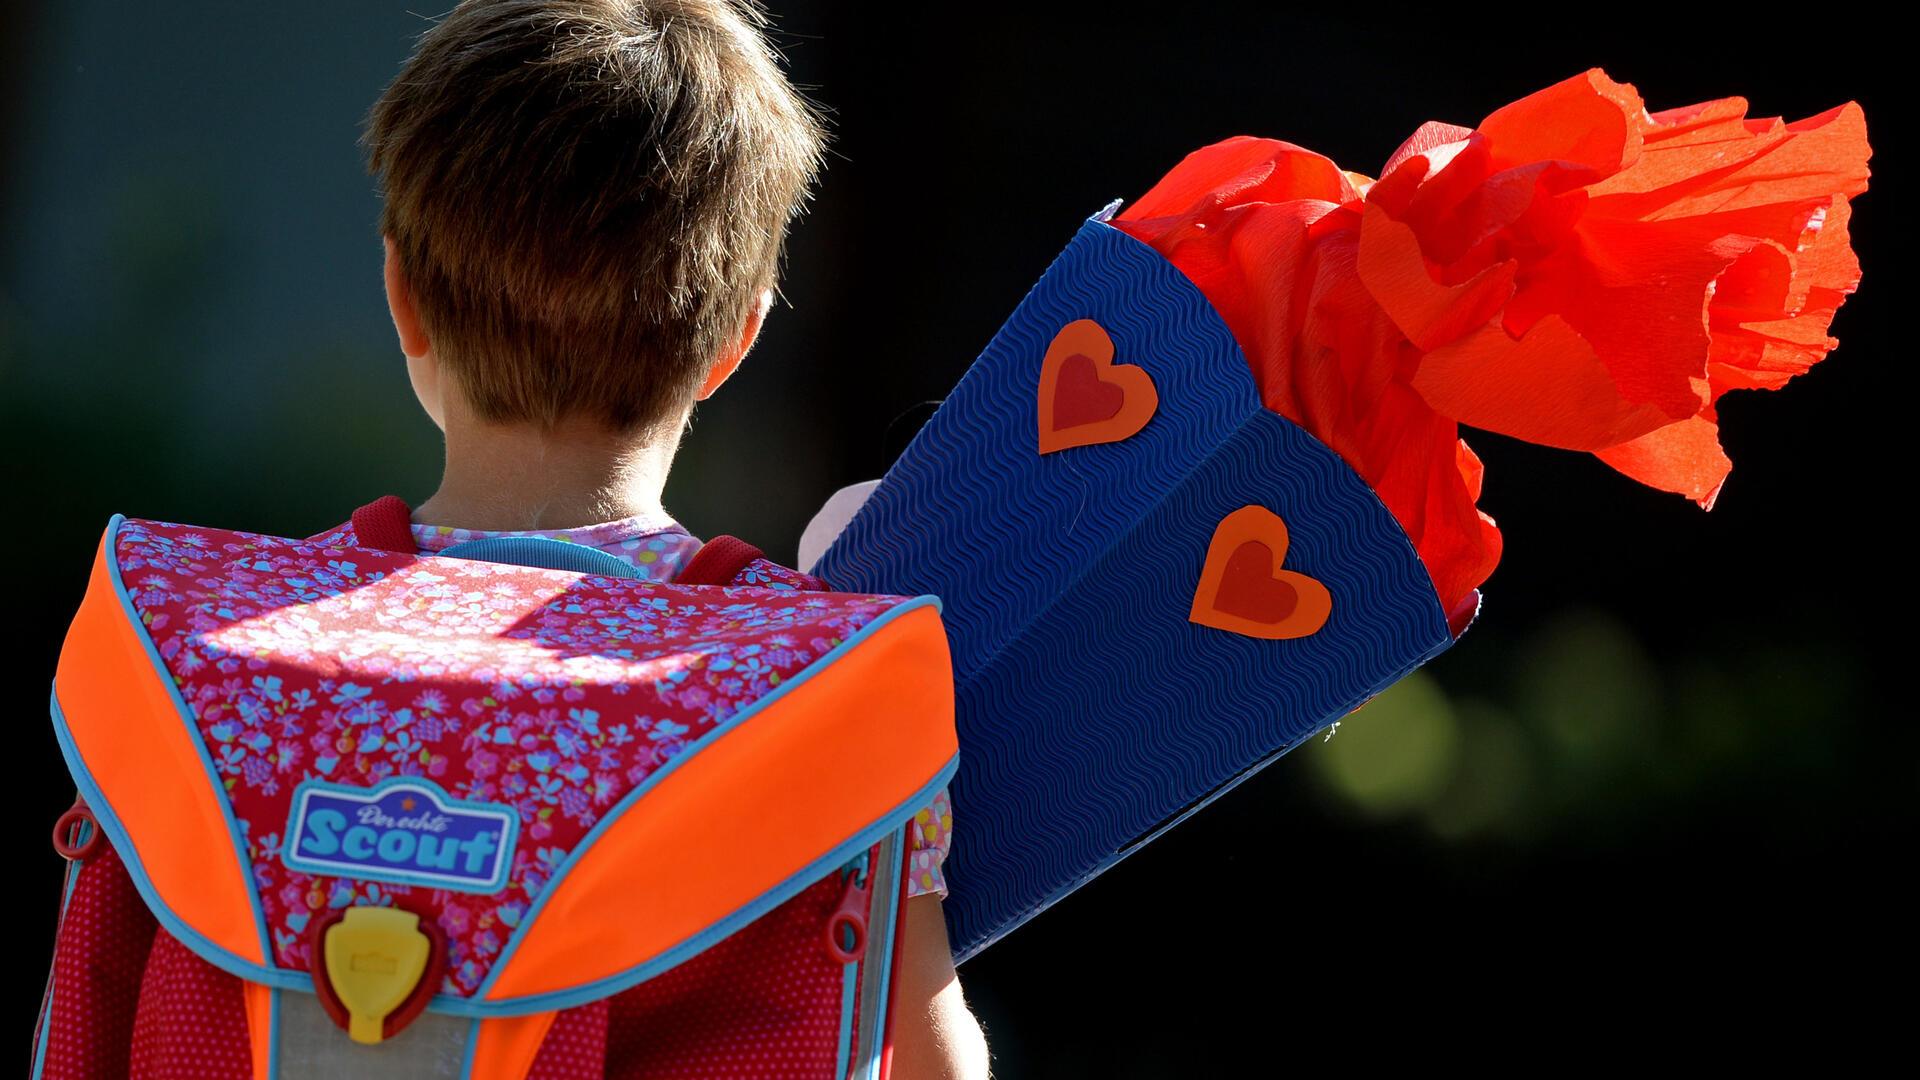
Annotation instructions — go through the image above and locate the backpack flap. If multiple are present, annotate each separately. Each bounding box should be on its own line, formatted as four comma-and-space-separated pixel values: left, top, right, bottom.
51, 516, 956, 1024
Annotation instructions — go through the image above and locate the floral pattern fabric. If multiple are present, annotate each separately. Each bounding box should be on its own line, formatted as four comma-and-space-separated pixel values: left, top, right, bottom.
313, 511, 953, 899
114, 516, 946, 997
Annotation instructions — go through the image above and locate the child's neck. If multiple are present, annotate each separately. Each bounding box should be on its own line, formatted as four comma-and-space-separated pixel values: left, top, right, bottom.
413, 411, 680, 533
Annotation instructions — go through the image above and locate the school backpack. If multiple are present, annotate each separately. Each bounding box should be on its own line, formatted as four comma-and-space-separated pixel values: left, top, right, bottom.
34, 497, 957, 1078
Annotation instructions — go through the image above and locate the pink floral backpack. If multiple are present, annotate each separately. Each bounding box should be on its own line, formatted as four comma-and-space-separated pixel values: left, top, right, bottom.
35, 497, 957, 1079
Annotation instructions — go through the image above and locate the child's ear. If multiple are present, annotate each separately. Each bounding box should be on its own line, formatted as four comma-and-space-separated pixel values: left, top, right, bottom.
386, 237, 448, 430
697, 288, 774, 401
383, 237, 432, 360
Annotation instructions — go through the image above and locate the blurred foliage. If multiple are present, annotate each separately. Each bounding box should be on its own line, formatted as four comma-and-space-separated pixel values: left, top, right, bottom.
1314, 608, 1866, 845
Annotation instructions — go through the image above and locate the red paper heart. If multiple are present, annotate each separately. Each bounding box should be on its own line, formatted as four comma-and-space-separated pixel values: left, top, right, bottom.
1211, 542, 1299, 623
1189, 506, 1332, 640
1052, 353, 1127, 430
1036, 319, 1159, 454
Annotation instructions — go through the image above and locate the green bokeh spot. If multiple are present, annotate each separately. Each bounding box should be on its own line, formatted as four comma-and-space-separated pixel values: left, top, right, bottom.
1424, 699, 1537, 840
1314, 672, 1460, 815
1515, 610, 1661, 771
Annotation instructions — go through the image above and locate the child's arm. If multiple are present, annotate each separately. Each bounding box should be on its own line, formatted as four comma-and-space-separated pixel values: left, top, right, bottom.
889, 895, 990, 1079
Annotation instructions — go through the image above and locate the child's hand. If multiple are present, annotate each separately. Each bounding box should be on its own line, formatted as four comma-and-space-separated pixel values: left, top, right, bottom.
890, 895, 990, 1080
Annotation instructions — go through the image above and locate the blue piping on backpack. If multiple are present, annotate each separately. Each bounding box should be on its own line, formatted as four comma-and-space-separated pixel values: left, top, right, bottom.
47, 651, 954, 1023
47, 693, 285, 991
460, 1016, 482, 1076
87, 514, 275, 963
835, 943, 859, 1080
857, 835, 909, 1080
47, 672, 954, 1025
28, 838, 86, 1080
472, 756, 956, 1014
267, 988, 283, 1076
471, 592, 946, 1006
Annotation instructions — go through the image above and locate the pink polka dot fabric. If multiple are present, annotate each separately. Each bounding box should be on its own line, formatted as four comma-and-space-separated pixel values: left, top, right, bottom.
127, 933, 252, 1078
36, 843, 157, 1079
525, 1000, 609, 1078
604, 871, 863, 1078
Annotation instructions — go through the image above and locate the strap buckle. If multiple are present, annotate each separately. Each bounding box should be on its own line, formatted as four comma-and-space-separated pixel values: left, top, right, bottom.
52, 794, 102, 862
309, 905, 447, 1044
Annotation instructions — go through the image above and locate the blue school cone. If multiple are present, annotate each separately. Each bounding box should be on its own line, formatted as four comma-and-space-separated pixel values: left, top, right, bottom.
815, 208, 1458, 961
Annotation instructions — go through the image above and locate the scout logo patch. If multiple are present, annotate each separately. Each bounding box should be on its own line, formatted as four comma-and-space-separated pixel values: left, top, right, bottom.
284, 778, 519, 895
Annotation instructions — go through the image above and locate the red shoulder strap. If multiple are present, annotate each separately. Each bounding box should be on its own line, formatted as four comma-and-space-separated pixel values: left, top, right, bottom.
350, 495, 418, 554
676, 535, 765, 586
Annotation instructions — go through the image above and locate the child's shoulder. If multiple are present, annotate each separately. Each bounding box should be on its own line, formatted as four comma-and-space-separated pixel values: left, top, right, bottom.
309, 506, 825, 589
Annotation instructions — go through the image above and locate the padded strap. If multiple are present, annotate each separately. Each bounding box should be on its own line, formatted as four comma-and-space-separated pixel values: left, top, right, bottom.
439, 537, 647, 579
350, 495, 417, 554
676, 535, 765, 586
351, 498, 779, 588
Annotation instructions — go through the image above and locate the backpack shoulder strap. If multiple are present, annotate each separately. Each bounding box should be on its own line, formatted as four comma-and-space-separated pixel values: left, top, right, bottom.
676, 535, 766, 586
350, 495, 417, 554
349, 498, 793, 589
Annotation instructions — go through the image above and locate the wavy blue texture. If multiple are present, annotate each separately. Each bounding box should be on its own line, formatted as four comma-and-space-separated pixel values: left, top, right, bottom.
814, 218, 1455, 961
819, 220, 1259, 683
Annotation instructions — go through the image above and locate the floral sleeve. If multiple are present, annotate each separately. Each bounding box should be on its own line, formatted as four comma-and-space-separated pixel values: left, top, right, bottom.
904, 786, 953, 899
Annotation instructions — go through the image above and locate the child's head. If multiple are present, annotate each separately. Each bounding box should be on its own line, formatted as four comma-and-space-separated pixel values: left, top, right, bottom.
365, 0, 825, 438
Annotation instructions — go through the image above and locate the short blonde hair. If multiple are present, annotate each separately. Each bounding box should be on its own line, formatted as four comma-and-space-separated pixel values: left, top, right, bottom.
365, 0, 826, 432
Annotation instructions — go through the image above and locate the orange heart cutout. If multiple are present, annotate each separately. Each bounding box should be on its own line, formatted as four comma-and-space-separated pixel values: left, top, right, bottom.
1189, 506, 1332, 640
1036, 319, 1159, 454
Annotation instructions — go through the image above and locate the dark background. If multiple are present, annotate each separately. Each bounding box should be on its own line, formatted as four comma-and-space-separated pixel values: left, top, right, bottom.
5, 3, 1910, 1071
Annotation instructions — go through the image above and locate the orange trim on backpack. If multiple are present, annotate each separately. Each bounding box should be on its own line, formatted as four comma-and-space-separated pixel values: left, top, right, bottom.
52, 530, 266, 966
483, 604, 957, 1004
243, 982, 273, 1080
468, 1012, 561, 1080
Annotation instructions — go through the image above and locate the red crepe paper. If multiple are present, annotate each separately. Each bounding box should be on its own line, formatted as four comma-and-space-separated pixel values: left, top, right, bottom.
1114, 69, 1869, 621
